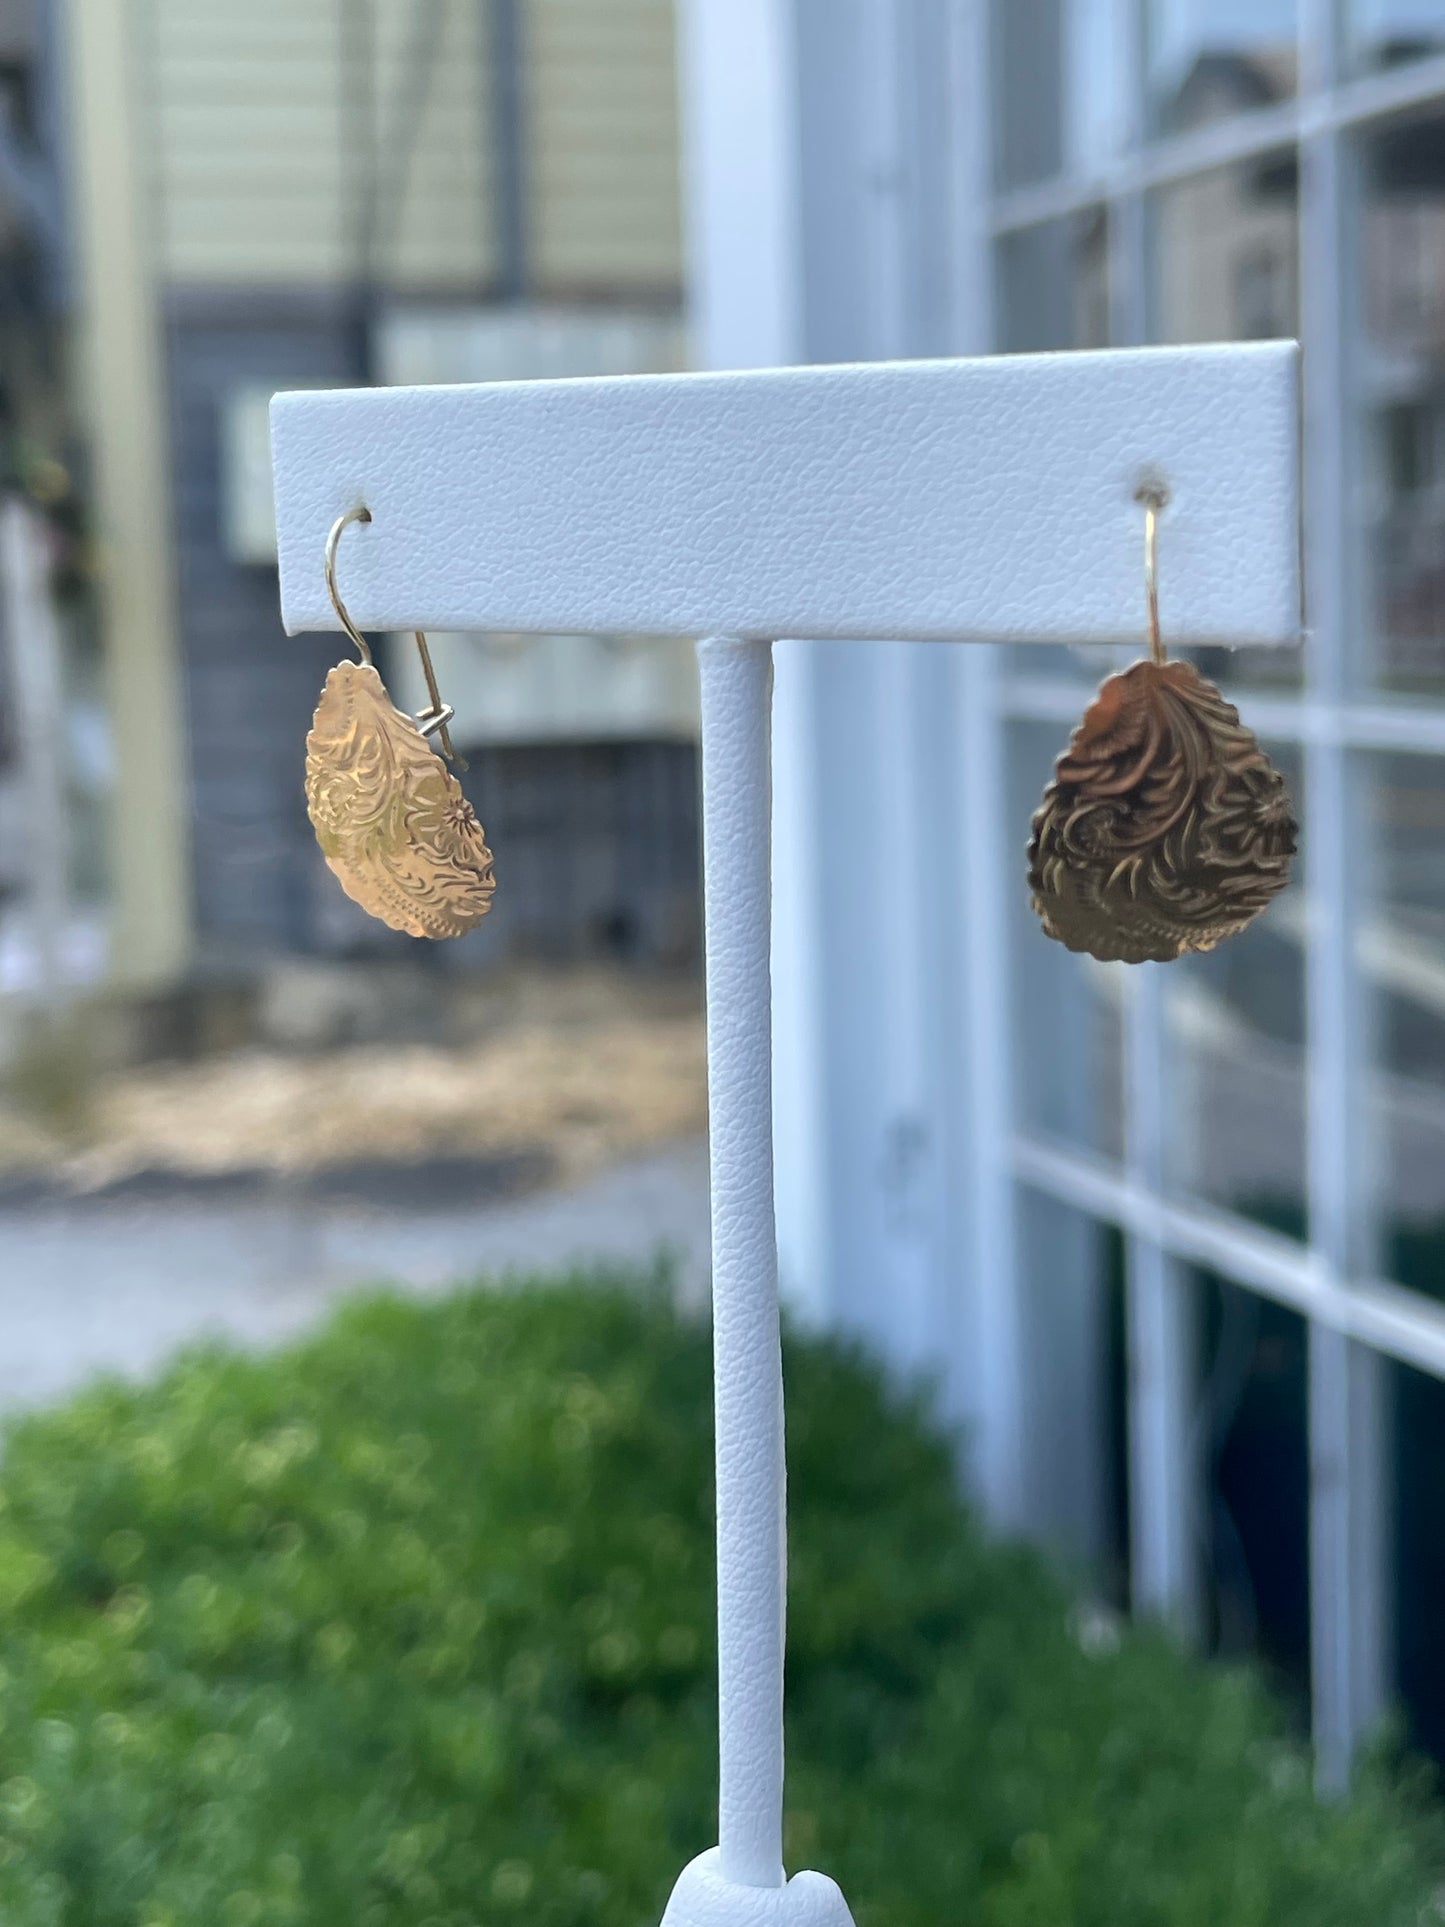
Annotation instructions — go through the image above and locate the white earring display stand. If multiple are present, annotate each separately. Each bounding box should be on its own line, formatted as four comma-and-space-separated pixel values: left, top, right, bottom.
270, 343, 1300, 1927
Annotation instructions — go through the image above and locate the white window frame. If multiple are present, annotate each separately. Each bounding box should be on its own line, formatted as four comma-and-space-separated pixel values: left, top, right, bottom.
984, 0, 1445, 1789
681, 0, 1445, 1797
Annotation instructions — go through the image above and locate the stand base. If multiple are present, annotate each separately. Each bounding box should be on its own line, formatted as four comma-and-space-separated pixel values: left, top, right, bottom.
660, 1851, 857, 1927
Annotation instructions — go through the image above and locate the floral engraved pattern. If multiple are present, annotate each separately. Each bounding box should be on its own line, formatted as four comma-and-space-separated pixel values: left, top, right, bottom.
1027, 658, 1297, 965
305, 661, 496, 939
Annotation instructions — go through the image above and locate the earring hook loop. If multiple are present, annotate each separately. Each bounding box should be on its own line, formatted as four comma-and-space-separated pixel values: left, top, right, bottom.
324, 507, 375, 667
1134, 483, 1169, 667
323, 505, 466, 768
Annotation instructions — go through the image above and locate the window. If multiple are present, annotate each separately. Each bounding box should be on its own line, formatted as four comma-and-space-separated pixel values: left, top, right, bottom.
1235, 245, 1288, 338
1145, 0, 1298, 136
1362, 113, 1445, 693
1348, 0, 1445, 74
988, 0, 1445, 1791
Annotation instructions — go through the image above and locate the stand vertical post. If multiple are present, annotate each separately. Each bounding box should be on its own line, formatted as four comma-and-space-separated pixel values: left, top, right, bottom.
660, 638, 855, 1926
700, 636, 786, 1889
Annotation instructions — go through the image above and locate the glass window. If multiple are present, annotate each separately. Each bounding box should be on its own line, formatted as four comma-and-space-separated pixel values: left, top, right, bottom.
1392, 1357, 1445, 1764
997, 207, 1111, 353
1150, 152, 1302, 687
1162, 742, 1307, 1236
1009, 721, 1126, 1163
1347, 0, 1445, 75
1193, 1271, 1310, 1713
993, 0, 1124, 191
1146, 0, 1298, 137
1365, 751, 1445, 1297
997, 212, 1112, 677
1016, 1189, 1127, 1589
1360, 112, 1445, 695
1150, 151, 1299, 344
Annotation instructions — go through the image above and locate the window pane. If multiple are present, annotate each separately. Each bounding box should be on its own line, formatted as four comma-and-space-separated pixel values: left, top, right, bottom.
1347, 0, 1445, 75
996, 207, 1111, 353
1015, 1189, 1127, 1594
1361, 113, 1445, 695
1151, 151, 1299, 344
1146, 1, 1298, 136
996, 212, 1111, 678
1191, 1271, 1310, 1717
1391, 1356, 1445, 1770
1150, 152, 1302, 688
1162, 741, 1307, 1236
1366, 751, 1445, 1298
1009, 720, 1125, 1162
993, 0, 1124, 190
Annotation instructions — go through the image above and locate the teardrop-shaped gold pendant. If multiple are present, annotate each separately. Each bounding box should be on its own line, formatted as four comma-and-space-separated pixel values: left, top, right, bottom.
305, 505, 496, 939
1027, 656, 1297, 964
305, 659, 496, 939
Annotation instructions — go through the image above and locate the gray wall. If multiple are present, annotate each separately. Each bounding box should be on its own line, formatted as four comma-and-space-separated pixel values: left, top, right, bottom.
164, 294, 700, 973
165, 293, 360, 967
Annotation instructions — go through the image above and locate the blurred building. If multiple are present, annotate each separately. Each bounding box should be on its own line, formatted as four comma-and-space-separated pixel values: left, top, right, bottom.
683, 0, 1445, 1788
3, 0, 697, 1004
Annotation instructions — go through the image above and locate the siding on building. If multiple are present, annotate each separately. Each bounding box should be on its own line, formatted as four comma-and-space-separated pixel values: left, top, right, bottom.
144, 1, 688, 967
167, 283, 702, 975
144, 0, 682, 299
167, 289, 701, 975
146, 0, 496, 289
529, 0, 682, 293
458, 737, 699, 966
163, 298, 361, 965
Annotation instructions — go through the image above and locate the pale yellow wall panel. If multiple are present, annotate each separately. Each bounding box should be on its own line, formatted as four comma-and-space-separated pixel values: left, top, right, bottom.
155, 64, 369, 96
527, 0, 682, 292
157, 239, 352, 283
147, 0, 682, 291
154, 116, 347, 161
531, 234, 679, 284
150, 0, 341, 283
151, 9, 335, 46
376, 4, 493, 289
151, 0, 494, 288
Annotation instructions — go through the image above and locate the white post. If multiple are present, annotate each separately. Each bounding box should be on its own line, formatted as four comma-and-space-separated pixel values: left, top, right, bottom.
661, 636, 853, 1927
698, 637, 785, 1887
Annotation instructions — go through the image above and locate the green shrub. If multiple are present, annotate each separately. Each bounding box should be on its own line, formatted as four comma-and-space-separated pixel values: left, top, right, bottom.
0, 1275, 1436, 1926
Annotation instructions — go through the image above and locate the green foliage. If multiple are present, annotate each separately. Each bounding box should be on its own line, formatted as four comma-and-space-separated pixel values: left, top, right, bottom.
0, 1275, 1436, 1926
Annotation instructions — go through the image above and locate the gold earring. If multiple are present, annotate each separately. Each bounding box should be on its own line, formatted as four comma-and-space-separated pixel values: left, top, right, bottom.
304, 507, 496, 938
1027, 486, 1297, 964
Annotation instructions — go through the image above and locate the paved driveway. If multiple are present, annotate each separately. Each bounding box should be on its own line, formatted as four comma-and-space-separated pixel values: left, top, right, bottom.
0, 1139, 712, 1410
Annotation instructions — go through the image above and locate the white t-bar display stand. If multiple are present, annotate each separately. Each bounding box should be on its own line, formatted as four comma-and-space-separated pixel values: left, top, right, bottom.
271, 343, 1300, 1927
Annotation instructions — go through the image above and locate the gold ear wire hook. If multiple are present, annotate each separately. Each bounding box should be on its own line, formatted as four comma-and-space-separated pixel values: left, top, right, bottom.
1134, 481, 1170, 667
324, 507, 374, 666
324, 506, 466, 769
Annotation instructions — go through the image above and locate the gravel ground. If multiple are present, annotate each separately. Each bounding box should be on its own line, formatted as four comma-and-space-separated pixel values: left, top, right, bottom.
0, 974, 707, 1193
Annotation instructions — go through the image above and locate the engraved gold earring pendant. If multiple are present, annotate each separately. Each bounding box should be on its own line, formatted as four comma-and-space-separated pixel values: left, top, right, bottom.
304, 506, 496, 938
1027, 487, 1297, 964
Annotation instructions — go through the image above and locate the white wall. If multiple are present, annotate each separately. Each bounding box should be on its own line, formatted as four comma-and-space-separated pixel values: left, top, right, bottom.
678, 0, 1122, 1568
680, 0, 993, 1453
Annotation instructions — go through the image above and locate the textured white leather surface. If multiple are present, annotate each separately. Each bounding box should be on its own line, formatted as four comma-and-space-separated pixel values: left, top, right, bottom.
271, 344, 1300, 647
661, 1852, 857, 1927
697, 638, 788, 1891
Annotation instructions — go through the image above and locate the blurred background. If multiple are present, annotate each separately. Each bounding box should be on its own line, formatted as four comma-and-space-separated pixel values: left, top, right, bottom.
0, 0, 1442, 1808
0, 0, 713, 1390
